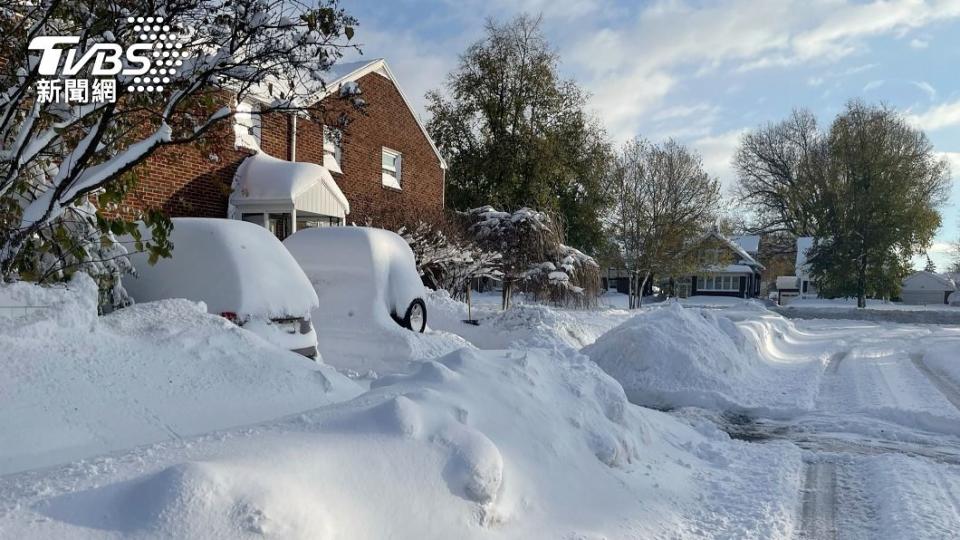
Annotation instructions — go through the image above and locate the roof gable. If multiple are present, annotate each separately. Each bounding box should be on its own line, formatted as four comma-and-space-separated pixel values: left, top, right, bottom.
903, 271, 956, 291
314, 58, 447, 170
694, 229, 765, 270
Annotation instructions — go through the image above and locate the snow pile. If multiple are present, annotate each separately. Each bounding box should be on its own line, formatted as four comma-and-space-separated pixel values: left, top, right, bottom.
584, 303, 829, 413
7, 346, 804, 538
426, 289, 632, 351
0, 272, 98, 334
0, 274, 360, 475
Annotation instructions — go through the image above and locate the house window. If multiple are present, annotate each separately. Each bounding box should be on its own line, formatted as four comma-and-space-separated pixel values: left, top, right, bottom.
234, 100, 261, 151
700, 275, 739, 291
323, 126, 343, 174
381, 147, 402, 189
296, 215, 342, 230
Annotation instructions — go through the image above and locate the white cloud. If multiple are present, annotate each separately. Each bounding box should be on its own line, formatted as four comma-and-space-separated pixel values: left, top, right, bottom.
808, 76, 825, 87
910, 80, 937, 100
863, 79, 885, 92
564, 0, 960, 142
910, 37, 931, 48
694, 128, 749, 191
344, 27, 455, 120
907, 100, 960, 131
939, 151, 960, 175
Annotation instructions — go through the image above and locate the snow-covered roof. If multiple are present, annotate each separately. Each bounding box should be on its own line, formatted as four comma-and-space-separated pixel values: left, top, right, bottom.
795, 237, 814, 275
703, 264, 757, 274
776, 276, 800, 290
230, 152, 349, 218
695, 229, 765, 270
731, 235, 760, 255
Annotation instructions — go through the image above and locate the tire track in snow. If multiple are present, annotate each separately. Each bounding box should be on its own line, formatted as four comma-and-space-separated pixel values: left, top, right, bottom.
799, 460, 837, 540
911, 353, 960, 412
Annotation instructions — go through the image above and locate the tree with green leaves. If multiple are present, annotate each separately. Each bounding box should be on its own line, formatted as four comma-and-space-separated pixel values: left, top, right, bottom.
737, 101, 950, 307
924, 255, 937, 273
425, 14, 612, 253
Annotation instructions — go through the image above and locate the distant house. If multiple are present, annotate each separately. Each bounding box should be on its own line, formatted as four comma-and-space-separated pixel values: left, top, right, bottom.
794, 236, 818, 298
901, 271, 956, 305
115, 58, 447, 240
678, 228, 764, 298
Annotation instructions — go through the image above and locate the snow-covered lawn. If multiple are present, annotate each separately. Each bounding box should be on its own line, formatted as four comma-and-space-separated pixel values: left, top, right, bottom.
2, 278, 960, 538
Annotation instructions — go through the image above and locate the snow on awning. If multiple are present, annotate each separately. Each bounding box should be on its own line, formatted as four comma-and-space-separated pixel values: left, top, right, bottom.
230, 152, 350, 219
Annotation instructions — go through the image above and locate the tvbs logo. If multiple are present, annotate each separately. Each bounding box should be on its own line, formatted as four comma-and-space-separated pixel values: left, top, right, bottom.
28, 16, 184, 103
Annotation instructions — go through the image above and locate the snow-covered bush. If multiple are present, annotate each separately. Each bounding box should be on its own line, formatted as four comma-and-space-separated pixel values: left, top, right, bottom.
461, 206, 601, 309
397, 221, 502, 299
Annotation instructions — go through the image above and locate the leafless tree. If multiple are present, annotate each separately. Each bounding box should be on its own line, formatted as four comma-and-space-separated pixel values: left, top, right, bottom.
608, 138, 720, 308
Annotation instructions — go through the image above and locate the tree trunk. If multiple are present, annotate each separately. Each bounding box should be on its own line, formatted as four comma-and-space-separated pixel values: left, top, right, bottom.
857, 256, 867, 309
637, 272, 650, 308
627, 273, 635, 309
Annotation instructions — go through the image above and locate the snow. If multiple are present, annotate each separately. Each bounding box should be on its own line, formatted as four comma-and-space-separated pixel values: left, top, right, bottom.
584, 302, 830, 413
0, 340, 803, 539
123, 218, 318, 320
283, 227, 454, 374
230, 151, 349, 212
0, 273, 359, 475
284, 226, 424, 327
5, 271, 960, 537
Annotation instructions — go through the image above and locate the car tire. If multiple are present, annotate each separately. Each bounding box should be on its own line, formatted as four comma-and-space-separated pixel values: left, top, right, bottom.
401, 298, 427, 333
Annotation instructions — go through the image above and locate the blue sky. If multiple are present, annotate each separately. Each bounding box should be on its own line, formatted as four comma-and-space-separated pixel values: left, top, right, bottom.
341, 0, 960, 269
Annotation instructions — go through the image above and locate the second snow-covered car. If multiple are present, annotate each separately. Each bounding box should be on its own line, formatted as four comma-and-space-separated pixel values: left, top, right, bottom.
122, 218, 320, 357
283, 226, 427, 333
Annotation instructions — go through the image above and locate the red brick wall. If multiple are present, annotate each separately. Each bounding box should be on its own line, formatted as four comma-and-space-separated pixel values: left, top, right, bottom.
115, 70, 444, 224
304, 71, 445, 225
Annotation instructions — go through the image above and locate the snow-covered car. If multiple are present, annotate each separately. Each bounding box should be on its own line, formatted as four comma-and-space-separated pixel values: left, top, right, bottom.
122, 218, 320, 357
283, 226, 427, 333
950, 291, 960, 307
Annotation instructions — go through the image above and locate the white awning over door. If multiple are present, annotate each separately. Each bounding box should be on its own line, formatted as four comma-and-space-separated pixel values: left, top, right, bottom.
230, 152, 349, 219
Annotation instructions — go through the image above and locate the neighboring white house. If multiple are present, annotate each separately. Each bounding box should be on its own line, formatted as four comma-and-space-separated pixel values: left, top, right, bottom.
795, 236, 818, 298
901, 271, 956, 305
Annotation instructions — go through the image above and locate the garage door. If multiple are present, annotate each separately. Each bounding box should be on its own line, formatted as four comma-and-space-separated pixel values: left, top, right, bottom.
901, 290, 947, 305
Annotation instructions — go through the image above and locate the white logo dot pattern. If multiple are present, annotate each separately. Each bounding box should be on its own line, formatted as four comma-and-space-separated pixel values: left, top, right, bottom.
126, 16, 185, 93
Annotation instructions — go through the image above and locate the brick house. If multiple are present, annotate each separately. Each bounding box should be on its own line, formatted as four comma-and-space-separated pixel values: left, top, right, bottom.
120, 58, 446, 239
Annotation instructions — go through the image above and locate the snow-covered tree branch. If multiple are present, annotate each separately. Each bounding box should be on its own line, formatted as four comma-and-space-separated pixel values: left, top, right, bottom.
0, 0, 358, 284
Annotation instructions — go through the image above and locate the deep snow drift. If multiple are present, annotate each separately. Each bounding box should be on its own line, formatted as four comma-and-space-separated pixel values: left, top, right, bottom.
0, 274, 360, 475
583, 302, 836, 413
0, 347, 803, 539
427, 289, 633, 351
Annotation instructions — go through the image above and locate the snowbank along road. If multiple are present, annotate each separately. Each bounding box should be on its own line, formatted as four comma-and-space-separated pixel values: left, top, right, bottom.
3, 282, 960, 538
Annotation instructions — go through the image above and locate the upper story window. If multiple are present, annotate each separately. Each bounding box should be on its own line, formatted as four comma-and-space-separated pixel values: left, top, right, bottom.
234, 100, 261, 151
323, 125, 343, 174
381, 147, 402, 189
